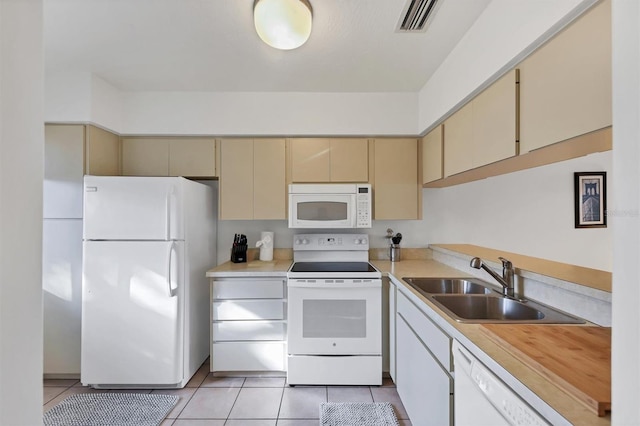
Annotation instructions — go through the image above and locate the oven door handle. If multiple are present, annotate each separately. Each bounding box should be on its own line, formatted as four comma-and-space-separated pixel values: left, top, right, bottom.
287, 281, 381, 288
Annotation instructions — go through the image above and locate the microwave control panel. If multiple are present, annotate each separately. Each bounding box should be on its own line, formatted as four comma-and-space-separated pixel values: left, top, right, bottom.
356, 184, 372, 228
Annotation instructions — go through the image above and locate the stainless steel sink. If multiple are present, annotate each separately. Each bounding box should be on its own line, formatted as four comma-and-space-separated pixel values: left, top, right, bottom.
402, 277, 494, 295
430, 294, 585, 324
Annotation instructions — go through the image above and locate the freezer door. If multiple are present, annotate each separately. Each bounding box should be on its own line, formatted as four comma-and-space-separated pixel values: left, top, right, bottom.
83, 176, 183, 241
81, 240, 184, 387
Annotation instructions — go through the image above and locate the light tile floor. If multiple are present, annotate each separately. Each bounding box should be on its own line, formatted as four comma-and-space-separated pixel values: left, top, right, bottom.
43, 361, 412, 425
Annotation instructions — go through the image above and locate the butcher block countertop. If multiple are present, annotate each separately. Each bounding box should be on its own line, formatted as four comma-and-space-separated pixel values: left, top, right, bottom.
206, 259, 291, 278
371, 259, 611, 426
480, 324, 611, 417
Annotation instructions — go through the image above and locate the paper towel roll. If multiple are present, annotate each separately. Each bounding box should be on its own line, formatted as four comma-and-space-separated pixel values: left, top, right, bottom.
256, 231, 274, 261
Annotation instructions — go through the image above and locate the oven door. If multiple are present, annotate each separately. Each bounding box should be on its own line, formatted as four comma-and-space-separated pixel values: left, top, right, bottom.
288, 193, 356, 228
287, 279, 382, 355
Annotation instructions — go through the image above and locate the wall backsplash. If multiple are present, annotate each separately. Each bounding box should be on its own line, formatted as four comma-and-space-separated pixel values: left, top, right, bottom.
216, 219, 429, 266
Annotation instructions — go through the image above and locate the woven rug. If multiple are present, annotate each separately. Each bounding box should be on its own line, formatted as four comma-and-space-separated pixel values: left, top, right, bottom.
43, 393, 178, 426
320, 402, 400, 426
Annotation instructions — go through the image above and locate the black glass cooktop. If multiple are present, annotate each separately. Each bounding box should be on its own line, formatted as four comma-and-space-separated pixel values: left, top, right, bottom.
290, 262, 376, 273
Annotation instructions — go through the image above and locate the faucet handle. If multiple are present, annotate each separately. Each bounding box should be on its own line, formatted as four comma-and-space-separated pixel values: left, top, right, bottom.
498, 257, 512, 269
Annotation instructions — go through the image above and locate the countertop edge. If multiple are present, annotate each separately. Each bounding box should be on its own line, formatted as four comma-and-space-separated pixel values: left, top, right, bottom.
376, 260, 610, 426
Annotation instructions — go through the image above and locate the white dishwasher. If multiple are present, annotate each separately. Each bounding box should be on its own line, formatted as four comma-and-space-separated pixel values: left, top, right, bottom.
453, 341, 550, 426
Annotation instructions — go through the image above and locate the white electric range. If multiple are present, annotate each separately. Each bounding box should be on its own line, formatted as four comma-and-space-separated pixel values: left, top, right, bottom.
286, 233, 382, 386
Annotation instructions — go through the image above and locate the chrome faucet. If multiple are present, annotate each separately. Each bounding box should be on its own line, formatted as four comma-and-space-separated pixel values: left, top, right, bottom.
470, 256, 515, 297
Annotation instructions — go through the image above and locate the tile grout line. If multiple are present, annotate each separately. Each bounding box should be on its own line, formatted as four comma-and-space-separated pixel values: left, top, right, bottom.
224, 377, 245, 422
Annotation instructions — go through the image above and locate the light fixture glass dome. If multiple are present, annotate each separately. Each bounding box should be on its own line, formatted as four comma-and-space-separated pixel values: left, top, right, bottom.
254, 0, 312, 50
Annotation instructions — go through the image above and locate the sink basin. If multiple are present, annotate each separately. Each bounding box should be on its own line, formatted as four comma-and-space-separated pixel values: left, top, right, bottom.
430, 294, 585, 324
402, 277, 494, 295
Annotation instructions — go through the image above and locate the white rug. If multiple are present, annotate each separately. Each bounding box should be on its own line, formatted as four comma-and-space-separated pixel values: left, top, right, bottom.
320, 402, 400, 426
43, 392, 178, 426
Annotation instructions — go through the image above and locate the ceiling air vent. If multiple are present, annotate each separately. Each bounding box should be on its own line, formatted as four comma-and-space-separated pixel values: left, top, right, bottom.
398, 0, 441, 32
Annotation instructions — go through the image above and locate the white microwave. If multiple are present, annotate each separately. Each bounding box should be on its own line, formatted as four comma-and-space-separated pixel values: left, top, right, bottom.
288, 183, 372, 229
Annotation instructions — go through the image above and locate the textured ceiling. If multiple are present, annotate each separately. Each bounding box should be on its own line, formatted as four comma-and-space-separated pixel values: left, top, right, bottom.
44, 0, 491, 92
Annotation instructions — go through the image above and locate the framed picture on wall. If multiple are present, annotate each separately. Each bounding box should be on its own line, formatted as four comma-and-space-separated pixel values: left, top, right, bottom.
574, 172, 607, 228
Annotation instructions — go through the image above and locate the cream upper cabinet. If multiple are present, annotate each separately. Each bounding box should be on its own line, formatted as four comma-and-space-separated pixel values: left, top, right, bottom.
85, 125, 120, 176
168, 138, 216, 177
220, 139, 253, 220
373, 138, 419, 220
422, 125, 443, 184
121, 138, 169, 176
444, 70, 517, 177
220, 138, 286, 220
444, 102, 473, 177
254, 139, 286, 220
290, 138, 368, 182
290, 138, 330, 182
519, 0, 611, 153
471, 69, 518, 168
122, 137, 216, 177
329, 138, 369, 182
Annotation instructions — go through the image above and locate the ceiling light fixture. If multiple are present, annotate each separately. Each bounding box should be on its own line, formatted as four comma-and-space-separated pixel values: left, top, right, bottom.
253, 0, 313, 50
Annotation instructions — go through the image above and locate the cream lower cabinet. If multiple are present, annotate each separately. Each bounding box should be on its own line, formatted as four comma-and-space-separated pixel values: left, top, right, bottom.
219, 138, 286, 220
289, 138, 369, 183
372, 138, 419, 220
519, 0, 611, 153
396, 290, 453, 425
210, 278, 286, 372
121, 137, 216, 177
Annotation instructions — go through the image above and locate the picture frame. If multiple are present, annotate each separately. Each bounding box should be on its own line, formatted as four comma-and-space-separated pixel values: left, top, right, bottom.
574, 172, 607, 228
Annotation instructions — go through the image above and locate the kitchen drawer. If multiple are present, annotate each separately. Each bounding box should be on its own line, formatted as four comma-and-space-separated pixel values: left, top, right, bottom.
397, 291, 452, 371
213, 300, 285, 321
212, 342, 286, 371
212, 320, 286, 341
212, 279, 284, 299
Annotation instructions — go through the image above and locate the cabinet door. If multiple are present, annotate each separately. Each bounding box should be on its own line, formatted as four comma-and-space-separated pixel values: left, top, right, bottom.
472, 69, 517, 168
422, 125, 443, 184
373, 139, 419, 220
290, 138, 330, 182
254, 139, 286, 219
168, 138, 216, 177
519, 0, 611, 152
44, 124, 85, 219
388, 280, 396, 382
330, 138, 368, 182
396, 316, 452, 426
443, 102, 473, 177
219, 139, 254, 220
85, 125, 120, 176
121, 138, 169, 176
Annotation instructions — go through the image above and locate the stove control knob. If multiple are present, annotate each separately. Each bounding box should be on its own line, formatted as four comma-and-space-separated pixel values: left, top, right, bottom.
295, 239, 302, 245
361, 238, 368, 245
302, 238, 309, 245
353, 239, 360, 245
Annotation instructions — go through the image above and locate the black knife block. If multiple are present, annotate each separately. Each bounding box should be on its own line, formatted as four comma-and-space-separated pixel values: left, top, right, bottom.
231, 245, 248, 263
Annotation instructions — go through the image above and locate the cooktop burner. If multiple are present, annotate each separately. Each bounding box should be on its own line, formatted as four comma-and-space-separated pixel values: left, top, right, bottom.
290, 261, 377, 273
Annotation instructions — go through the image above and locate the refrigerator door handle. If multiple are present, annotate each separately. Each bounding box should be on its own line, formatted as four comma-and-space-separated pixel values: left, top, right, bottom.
167, 241, 177, 297
165, 192, 171, 240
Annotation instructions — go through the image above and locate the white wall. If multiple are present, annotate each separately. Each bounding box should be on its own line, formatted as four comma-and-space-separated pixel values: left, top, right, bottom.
417, 0, 597, 134
121, 91, 418, 136
216, 219, 427, 266
45, 70, 92, 123
0, 0, 44, 424
423, 151, 613, 271
611, 0, 640, 423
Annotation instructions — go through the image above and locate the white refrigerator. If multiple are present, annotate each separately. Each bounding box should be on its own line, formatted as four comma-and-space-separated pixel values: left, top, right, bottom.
81, 176, 216, 388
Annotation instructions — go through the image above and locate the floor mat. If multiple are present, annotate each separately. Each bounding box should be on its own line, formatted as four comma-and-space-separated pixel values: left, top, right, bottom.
43, 392, 178, 426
